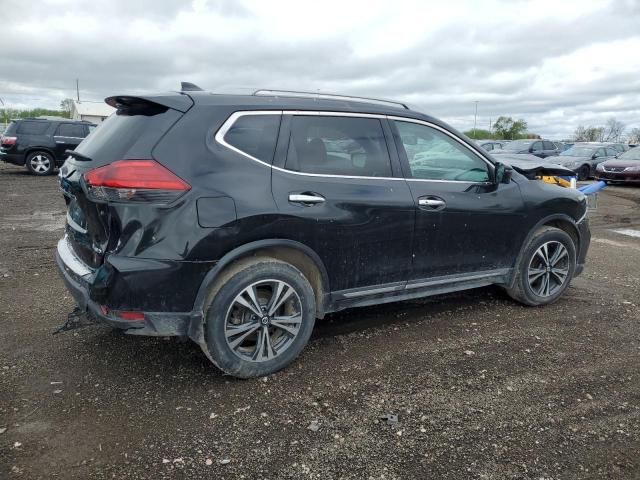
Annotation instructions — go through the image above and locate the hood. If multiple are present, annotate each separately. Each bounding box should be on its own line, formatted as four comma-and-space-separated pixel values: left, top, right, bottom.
600, 159, 640, 168
556, 155, 591, 164
496, 154, 575, 178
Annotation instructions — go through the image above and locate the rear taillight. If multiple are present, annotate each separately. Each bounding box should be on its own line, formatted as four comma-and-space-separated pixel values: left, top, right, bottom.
83, 160, 190, 204
1, 136, 17, 146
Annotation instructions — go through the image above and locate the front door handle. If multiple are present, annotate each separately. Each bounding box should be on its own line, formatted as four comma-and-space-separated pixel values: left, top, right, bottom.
288, 193, 325, 205
418, 197, 446, 210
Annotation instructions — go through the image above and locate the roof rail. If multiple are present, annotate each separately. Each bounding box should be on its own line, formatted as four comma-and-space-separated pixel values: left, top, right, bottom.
253, 89, 410, 110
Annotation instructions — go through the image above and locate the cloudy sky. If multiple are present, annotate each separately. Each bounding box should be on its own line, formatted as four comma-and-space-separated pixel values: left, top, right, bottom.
1, 0, 639, 138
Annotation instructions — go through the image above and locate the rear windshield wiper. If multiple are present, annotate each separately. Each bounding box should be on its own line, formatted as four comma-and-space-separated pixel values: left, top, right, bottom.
65, 149, 93, 162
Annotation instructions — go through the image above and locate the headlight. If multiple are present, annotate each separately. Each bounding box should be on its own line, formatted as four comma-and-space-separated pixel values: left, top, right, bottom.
596, 163, 605, 171
624, 166, 640, 172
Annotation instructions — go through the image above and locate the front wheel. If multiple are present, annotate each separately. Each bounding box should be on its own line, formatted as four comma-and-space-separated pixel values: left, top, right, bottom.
203, 260, 316, 378
577, 165, 590, 181
506, 226, 576, 306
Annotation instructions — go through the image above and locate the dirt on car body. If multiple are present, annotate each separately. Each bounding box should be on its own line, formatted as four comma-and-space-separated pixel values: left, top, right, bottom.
1, 163, 639, 479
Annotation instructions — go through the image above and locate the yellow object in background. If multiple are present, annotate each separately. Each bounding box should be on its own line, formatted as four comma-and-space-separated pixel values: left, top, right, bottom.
538, 176, 573, 188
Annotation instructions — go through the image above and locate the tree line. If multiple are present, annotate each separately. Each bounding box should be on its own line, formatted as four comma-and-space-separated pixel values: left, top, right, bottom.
1, 99, 75, 126
465, 116, 532, 140
573, 118, 639, 144
464, 114, 639, 144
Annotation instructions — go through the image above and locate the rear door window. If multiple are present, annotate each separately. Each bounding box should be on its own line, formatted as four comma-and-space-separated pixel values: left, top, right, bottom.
285, 115, 392, 177
56, 123, 86, 138
543, 141, 555, 150
223, 114, 281, 163
16, 121, 49, 135
606, 147, 618, 156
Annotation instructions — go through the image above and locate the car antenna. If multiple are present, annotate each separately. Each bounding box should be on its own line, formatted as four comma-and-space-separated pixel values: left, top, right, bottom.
181, 82, 204, 92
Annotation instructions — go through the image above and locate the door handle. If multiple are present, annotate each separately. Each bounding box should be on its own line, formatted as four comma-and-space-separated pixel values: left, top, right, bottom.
418, 197, 446, 210
288, 193, 325, 205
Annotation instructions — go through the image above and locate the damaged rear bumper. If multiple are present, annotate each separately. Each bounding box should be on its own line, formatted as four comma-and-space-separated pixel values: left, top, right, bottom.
54, 236, 204, 339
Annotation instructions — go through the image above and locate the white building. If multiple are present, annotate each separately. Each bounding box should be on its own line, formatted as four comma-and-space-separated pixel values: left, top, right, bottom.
71, 100, 115, 124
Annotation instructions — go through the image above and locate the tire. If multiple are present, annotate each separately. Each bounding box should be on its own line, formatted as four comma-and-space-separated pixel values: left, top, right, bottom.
577, 165, 590, 181
26, 151, 55, 176
203, 260, 316, 378
505, 226, 576, 306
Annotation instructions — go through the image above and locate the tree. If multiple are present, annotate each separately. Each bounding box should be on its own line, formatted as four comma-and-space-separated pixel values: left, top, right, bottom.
628, 127, 640, 144
602, 117, 625, 142
493, 116, 528, 140
60, 98, 74, 119
573, 125, 603, 142
1, 107, 67, 125
463, 128, 493, 139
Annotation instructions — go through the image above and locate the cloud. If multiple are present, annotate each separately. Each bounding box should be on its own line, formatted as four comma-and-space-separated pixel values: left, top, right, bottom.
0, 0, 638, 138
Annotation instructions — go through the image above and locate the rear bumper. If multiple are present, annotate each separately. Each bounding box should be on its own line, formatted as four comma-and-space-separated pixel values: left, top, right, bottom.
55, 236, 198, 336
0, 151, 25, 166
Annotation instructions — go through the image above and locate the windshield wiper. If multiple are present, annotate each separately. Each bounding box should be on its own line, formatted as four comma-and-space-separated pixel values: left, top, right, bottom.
65, 149, 93, 162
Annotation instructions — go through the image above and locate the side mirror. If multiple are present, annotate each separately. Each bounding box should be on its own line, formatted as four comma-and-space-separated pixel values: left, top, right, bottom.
495, 162, 513, 184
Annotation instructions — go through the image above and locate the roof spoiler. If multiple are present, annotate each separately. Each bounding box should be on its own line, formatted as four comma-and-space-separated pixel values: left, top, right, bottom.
105, 94, 194, 113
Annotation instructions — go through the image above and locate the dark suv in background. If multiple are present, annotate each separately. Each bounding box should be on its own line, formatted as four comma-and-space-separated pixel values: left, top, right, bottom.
55, 88, 590, 378
0, 118, 95, 175
496, 139, 560, 158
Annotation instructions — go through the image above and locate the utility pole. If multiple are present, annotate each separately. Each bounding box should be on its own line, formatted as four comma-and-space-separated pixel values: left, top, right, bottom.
76, 79, 80, 102
472, 101, 479, 139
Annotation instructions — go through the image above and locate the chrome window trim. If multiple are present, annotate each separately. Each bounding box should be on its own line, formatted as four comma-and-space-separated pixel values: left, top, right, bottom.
214, 110, 494, 185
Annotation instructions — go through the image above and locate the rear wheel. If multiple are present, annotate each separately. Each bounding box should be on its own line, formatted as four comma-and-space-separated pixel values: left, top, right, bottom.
26, 151, 55, 176
506, 226, 576, 306
203, 260, 316, 378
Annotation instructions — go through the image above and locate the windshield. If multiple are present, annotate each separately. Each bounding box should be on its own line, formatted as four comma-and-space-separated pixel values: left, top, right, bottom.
560, 146, 596, 157
619, 148, 640, 161
502, 140, 533, 151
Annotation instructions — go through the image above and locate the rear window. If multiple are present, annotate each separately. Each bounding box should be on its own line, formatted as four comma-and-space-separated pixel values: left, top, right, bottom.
17, 121, 49, 135
223, 114, 281, 163
73, 106, 183, 167
3, 121, 17, 135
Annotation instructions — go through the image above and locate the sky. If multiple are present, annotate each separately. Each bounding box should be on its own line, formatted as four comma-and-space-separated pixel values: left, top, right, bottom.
1, 0, 639, 139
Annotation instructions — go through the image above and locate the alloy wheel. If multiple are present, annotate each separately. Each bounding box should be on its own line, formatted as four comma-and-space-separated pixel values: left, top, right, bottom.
30, 154, 51, 174
527, 241, 570, 297
224, 279, 303, 362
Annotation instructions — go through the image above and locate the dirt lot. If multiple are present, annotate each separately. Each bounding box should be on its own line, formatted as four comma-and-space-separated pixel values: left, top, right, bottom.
0, 162, 639, 479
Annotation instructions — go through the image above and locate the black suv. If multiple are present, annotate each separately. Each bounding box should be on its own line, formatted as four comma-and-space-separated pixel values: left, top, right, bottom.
0, 118, 95, 175
55, 89, 590, 378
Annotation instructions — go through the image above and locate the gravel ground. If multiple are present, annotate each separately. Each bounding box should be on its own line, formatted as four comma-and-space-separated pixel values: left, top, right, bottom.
0, 162, 639, 479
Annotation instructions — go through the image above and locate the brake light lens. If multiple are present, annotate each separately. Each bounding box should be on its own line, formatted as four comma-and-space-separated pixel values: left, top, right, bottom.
1, 136, 17, 146
84, 160, 190, 203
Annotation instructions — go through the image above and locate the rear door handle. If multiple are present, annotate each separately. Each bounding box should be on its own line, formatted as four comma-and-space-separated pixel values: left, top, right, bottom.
418, 197, 446, 210
288, 193, 326, 205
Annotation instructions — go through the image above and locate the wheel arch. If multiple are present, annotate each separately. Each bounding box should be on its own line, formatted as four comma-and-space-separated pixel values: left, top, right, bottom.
192, 239, 331, 319
25, 146, 56, 159
509, 213, 580, 288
